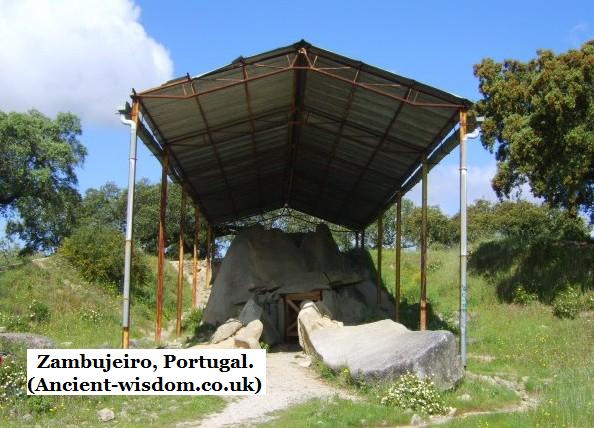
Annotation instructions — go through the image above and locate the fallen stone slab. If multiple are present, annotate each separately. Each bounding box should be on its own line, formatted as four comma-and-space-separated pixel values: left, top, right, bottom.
210, 319, 243, 344
234, 319, 263, 349
298, 303, 463, 390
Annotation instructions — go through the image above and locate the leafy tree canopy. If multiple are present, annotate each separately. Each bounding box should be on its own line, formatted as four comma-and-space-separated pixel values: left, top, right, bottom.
473, 40, 594, 222
0, 110, 86, 252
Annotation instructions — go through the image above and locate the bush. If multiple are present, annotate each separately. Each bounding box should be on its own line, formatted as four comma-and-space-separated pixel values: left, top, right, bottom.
0, 358, 27, 403
60, 224, 149, 289
378, 373, 446, 415
511, 285, 537, 305
552, 287, 582, 319
27, 395, 54, 413
28, 299, 51, 323
183, 308, 203, 336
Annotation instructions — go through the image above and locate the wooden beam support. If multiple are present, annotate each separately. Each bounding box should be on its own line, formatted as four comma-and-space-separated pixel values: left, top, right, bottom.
176, 189, 187, 337
420, 156, 428, 330
155, 151, 169, 343
395, 194, 402, 322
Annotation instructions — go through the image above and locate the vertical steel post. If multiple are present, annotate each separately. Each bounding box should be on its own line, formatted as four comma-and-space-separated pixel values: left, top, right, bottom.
121, 101, 139, 349
376, 215, 383, 307
420, 156, 428, 330
192, 206, 200, 308
206, 225, 213, 288
176, 189, 187, 337
155, 152, 169, 343
395, 193, 402, 323
459, 110, 468, 367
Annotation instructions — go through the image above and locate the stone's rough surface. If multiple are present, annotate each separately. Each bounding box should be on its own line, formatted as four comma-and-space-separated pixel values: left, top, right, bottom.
234, 320, 264, 349
0, 333, 55, 349
203, 225, 395, 339
298, 302, 463, 390
238, 298, 263, 326
97, 408, 115, 422
210, 319, 243, 344
259, 309, 281, 346
297, 301, 343, 355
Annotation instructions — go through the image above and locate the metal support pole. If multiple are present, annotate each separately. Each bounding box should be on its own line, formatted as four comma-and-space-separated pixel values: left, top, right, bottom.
192, 206, 200, 308
206, 225, 213, 288
395, 194, 402, 323
155, 152, 169, 343
176, 189, 187, 337
121, 101, 139, 349
376, 215, 383, 307
459, 110, 468, 367
420, 156, 428, 330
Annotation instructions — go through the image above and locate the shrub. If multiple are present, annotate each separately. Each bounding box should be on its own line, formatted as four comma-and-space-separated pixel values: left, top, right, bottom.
183, 308, 203, 336
511, 285, 537, 305
0, 312, 29, 332
378, 373, 446, 415
552, 287, 581, 319
60, 224, 149, 289
0, 358, 26, 403
27, 395, 53, 413
28, 299, 51, 323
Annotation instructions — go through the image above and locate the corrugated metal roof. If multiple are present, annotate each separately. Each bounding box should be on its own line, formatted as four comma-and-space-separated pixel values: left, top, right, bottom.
133, 40, 471, 230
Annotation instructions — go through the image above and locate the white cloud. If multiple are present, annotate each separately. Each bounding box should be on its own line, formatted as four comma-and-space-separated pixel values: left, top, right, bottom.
0, 0, 173, 125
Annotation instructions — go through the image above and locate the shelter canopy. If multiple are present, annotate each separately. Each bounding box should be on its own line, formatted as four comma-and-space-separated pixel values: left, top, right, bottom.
134, 40, 471, 230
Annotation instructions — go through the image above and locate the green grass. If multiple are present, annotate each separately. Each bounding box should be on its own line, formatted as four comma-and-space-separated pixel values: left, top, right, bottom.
264, 246, 594, 427
0, 255, 223, 427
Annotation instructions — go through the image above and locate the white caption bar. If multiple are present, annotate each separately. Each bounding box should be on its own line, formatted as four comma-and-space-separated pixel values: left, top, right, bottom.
27, 349, 266, 396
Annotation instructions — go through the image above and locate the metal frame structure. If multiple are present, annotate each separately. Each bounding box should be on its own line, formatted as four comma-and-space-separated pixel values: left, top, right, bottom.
119, 40, 473, 367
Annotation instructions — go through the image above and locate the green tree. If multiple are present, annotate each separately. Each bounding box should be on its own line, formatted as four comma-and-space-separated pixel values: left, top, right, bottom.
79, 182, 123, 229
473, 41, 594, 221
0, 110, 86, 252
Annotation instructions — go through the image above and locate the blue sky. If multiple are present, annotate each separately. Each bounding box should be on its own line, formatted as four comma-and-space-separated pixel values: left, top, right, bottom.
2, 0, 593, 224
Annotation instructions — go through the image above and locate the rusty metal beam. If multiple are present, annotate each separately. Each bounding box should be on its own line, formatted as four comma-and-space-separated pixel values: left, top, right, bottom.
155, 151, 168, 344
372, 109, 461, 224
395, 194, 402, 323
188, 78, 239, 219
420, 156, 428, 331
376, 213, 383, 307
333, 89, 412, 221
192, 206, 200, 309
284, 49, 308, 206
304, 105, 423, 153
137, 62, 465, 109
242, 62, 264, 214
176, 189, 187, 337
313, 65, 359, 211
206, 225, 213, 288
167, 106, 291, 146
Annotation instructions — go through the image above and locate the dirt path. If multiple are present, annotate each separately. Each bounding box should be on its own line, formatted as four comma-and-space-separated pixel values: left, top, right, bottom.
181, 351, 354, 428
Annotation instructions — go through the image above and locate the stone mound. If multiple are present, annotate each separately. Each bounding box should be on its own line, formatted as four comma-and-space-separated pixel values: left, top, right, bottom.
203, 224, 394, 343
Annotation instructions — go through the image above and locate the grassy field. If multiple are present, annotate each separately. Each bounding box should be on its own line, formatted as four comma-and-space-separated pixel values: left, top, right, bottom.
0, 255, 223, 427
265, 247, 594, 427
1, 245, 592, 427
